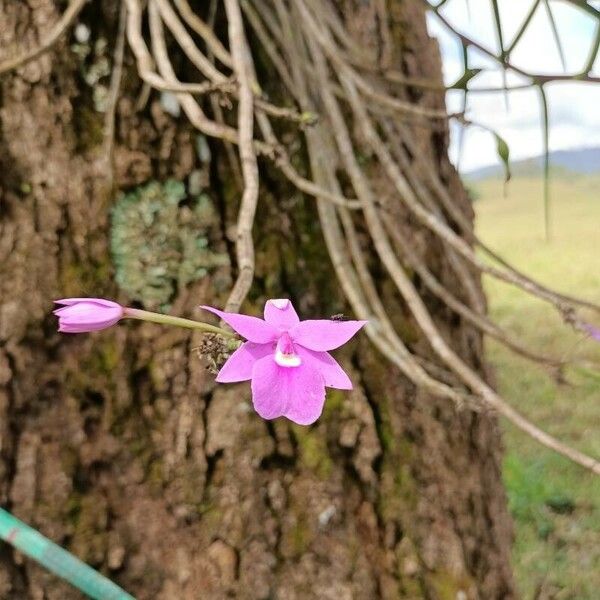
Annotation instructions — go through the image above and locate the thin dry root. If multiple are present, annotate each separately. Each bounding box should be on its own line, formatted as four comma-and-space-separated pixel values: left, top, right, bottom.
12, 0, 597, 475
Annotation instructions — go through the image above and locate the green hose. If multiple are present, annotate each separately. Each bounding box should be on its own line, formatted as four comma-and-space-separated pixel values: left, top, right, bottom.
0, 508, 135, 599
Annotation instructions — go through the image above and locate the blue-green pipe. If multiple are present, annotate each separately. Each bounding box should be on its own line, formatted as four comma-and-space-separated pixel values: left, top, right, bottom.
0, 508, 135, 600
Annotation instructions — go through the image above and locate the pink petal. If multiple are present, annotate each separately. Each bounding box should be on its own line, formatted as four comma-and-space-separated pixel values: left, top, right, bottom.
251, 357, 326, 425
297, 347, 352, 390
282, 364, 326, 425
54, 298, 122, 309
200, 306, 277, 343
58, 321, 117, 333
54, 303, 121, 324
263, 299, 300, 330
250, 356, 288, 420
215, 342, 272, 383
290, 319, 367, 351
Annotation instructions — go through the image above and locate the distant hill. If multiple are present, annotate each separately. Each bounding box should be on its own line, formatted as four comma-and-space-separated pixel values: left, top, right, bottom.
465, 147, 600, 180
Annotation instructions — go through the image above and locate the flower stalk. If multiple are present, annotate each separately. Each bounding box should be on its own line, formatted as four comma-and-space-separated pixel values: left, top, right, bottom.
123, 307, 238, 338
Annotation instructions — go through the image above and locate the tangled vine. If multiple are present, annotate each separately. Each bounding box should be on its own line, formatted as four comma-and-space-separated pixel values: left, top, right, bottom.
2, 0, 599, 475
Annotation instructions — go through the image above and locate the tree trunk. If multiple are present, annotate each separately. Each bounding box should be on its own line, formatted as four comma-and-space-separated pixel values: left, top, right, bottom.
0, 1, 515, 598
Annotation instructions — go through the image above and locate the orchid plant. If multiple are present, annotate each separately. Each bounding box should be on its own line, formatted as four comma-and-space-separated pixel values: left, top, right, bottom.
54, 297, 365, 425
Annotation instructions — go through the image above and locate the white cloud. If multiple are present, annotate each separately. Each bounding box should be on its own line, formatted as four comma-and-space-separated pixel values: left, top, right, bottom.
426, 1, 600, 171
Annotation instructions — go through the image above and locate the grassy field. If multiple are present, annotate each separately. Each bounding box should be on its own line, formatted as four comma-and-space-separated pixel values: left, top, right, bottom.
473, 174, 600, 599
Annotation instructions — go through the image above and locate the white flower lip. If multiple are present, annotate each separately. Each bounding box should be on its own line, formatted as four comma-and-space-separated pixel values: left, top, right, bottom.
274, 348, 302, 367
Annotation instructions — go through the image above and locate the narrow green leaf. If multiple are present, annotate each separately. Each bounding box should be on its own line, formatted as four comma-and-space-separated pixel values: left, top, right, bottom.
507, 0, 541, 55
582, 21, 600, 74
494, 132, 511, 183
456, 92, 468, 171
538, 84, 551, 242
543, 0, 567, 71
490, 0, 505, 51
490, 0, 510, 109
563, 0, 600, 20
449, 68, 483, 90
455, 43, 471, 171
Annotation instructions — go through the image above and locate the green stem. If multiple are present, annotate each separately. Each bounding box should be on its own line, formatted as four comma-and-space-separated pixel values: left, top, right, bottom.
123, 308, 237, 338
537, 83, 551, 243
0, 508, 135, 600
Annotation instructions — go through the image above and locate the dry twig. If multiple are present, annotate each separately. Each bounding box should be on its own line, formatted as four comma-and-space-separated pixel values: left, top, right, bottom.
222, 0, 259, 313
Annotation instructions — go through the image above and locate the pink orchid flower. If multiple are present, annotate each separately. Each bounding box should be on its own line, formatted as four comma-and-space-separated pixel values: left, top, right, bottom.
202, 299, 367, 425
54, 298, 124, 333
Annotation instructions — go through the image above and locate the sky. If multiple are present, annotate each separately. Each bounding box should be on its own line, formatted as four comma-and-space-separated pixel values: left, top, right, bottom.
426, 0, 600, 172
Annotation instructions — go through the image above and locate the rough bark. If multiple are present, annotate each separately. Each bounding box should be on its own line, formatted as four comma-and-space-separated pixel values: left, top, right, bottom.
0, 1, 515, 599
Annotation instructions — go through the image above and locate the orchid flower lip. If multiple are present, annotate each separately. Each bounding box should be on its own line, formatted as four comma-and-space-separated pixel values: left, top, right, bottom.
274, 348, 302, 368
274, 332, 302, 368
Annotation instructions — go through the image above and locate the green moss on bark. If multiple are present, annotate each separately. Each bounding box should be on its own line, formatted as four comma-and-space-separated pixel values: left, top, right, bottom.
110, 180, 229, 309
